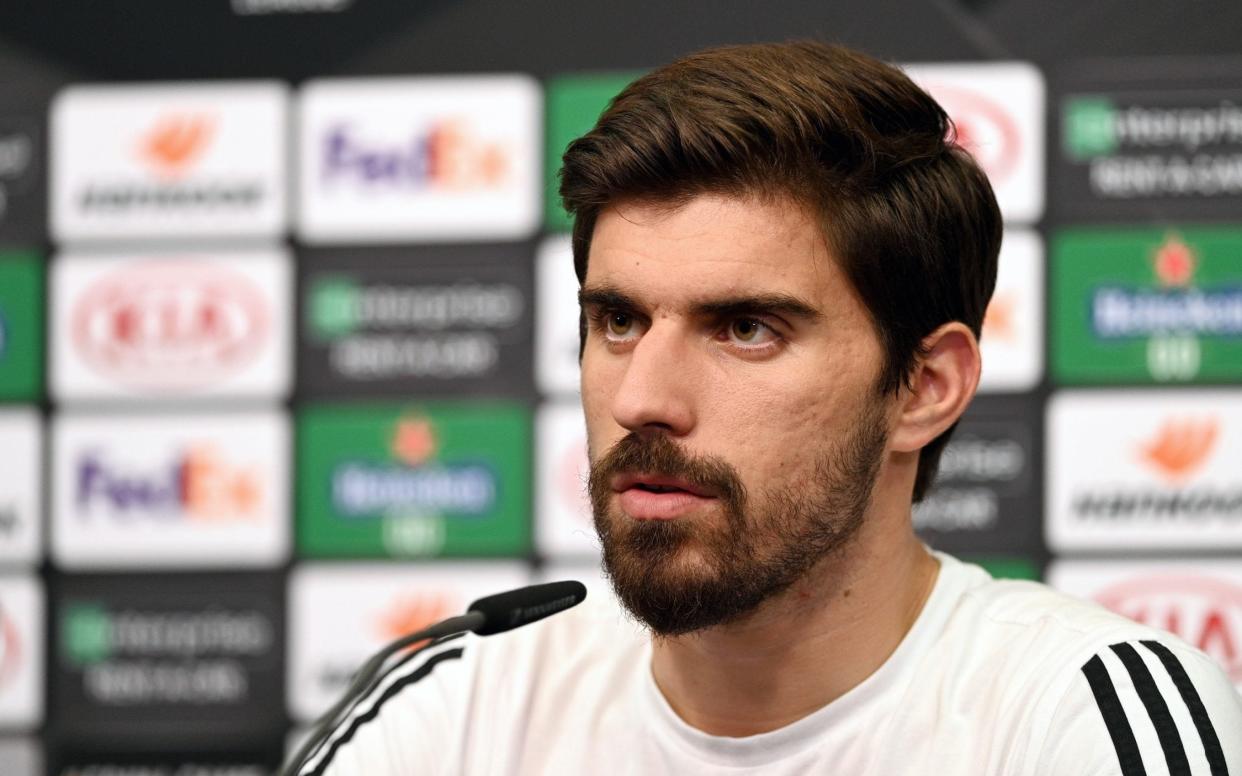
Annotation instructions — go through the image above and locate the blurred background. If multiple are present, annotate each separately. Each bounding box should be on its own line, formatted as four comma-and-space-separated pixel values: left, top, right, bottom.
0, 0, 1239, 772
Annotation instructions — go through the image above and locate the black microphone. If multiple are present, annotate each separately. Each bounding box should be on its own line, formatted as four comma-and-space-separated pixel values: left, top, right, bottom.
281, 580, 588, 776
467, 580, 588, 635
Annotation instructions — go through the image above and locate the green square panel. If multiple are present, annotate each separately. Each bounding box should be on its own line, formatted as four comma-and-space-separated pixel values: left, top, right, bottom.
0, 252, 43, 400
544, 72, 642, 232
1052, 227, 1242, 384
297, 402, 531, 558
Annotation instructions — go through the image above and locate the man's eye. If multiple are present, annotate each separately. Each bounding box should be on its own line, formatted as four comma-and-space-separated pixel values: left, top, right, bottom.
727, 318, 776, 345
606, 312, 637, 338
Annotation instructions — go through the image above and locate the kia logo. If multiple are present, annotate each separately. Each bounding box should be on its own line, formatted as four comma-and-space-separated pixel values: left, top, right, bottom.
928, 84, 1022, 184
71, 261, 269, 391
1098, 574, 1242, 683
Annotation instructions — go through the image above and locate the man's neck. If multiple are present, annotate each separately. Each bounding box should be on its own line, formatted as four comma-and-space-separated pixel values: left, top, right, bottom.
649, 527, 939, 738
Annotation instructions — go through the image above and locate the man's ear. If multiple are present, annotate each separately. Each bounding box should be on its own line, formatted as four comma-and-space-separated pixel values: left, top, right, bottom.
889, 322, 981, 454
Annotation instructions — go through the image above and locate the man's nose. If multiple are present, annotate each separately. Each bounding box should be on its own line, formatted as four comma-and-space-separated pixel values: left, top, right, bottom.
609, 321, 697, 437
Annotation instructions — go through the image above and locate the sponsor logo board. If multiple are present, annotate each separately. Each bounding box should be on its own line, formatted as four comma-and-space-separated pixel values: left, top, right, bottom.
1052, 227, 1242, 384
915, 396, 1041, 554
543, 72, 641, 232
53, 250, 291, 400
1047, 391, 1242, 551
0, 410, 41, 565
51, 412, 289, 569
535, 402, 598, 560
0, 107, 46, 245
1056, 66, 1242, 220
300, 245, 533, 396
0, 576, 43, 728
297, 403, 530, 558
0, 254, 43, 401
535, 235, 581, 396
1049, 560, 1242, 688
51, 82, 287, 241
979, 230, 1043, 392
51, 573, 284, 744
298, 75, 540, 243
288, 562, 528, 720
905, 62, 1045, 224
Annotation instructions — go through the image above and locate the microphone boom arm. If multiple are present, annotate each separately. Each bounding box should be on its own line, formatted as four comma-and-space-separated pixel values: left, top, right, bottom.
281, 611, 486, 776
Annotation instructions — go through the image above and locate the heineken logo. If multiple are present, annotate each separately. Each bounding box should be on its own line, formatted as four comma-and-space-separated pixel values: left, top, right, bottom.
1090, 235, 1242, 340
297, 403, 529, 559
1154, 235, 1196, 287
330, 415, 498, 518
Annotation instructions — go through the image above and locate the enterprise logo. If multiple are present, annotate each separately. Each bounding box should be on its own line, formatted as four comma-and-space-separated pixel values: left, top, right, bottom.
77, 112, 262, 213
52, 83, 287, 240
1049, 392, 1242, 550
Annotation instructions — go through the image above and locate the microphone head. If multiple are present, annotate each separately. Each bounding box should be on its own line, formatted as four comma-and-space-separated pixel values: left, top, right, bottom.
467, 580, 588, 636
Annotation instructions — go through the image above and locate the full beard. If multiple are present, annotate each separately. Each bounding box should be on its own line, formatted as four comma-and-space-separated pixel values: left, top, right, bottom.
588, 405, 888, 637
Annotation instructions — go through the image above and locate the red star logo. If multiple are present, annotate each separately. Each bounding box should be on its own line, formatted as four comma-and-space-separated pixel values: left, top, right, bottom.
391, 416, 437, 467
1153, 235, 1196, 288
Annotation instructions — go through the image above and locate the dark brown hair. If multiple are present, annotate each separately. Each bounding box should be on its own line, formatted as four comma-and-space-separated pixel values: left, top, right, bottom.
559, 41, 1001, 502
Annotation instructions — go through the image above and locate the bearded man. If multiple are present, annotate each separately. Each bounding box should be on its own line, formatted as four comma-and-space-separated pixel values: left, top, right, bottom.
300, 41, 1242, 775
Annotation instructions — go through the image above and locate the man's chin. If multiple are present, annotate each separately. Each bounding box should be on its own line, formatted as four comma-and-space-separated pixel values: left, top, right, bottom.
609, 575, 768, 637
601, 544, 763, 637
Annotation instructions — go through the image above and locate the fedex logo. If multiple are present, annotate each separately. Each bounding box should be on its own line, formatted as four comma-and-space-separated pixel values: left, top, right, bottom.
52, 412, 289, 569
76, 445, 261, 519
322, 121, 508, 190
297, 75, 540, 243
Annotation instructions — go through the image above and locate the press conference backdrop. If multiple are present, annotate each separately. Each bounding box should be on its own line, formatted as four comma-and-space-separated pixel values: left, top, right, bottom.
0, 0, 1239, 772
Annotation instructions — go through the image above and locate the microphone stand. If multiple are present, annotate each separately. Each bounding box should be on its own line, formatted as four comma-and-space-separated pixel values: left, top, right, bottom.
281, 611, 485, 776
280, 580, 586, 776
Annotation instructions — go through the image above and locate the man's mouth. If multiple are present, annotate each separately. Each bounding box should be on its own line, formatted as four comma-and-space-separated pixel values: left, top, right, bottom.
611, 474, 717, 520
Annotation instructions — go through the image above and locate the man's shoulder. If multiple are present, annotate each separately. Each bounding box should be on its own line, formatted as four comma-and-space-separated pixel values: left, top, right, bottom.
943, 555, 1185, 660
933, 556, 1242, 774
940, 557, 1227, 693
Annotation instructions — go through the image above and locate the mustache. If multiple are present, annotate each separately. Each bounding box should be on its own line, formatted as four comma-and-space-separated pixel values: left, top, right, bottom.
587, 432, 747, 508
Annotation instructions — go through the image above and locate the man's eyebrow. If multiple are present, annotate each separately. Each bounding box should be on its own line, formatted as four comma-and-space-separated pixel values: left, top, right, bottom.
577, 286, 822, 321
578, 286, 638, 310
693, 294, 821, 321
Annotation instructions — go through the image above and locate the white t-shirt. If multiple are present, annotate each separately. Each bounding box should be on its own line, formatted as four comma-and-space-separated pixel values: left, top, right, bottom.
299, 553, 1242, 775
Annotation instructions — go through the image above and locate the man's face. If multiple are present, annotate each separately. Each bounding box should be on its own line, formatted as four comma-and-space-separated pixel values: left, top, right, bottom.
580, 193, 896, 636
